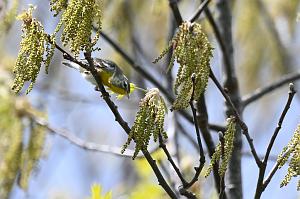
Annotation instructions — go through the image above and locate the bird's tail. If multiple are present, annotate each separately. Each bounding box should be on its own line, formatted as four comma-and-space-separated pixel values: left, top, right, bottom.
62, 61, 81, 71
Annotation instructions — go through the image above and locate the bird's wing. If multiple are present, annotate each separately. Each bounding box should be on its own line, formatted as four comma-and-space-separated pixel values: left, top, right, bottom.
62, 61, 88, 73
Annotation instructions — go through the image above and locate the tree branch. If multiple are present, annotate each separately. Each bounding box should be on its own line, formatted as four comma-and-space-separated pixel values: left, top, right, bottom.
158, 134, 188, 186
96, 29, 222, 133
203, 2, 232, 76
208, 2, 242, 197
168, 0, 183, 26
254, 84, 296, 199
179, 187, 198, 199
189, 0, 211, 23
52, 42, 177, 198
263, 84, 296, 164
219, 132, 226, 199
209, 123, 226, 132
262, 150, 290, 191
210, 69, 262, 167
197, 95, 221, 193
253, 0, 290, 71
84, 48, 177, 198
184, 75, 206, 189
242, 72, 300, 106
24, 110, 135, 157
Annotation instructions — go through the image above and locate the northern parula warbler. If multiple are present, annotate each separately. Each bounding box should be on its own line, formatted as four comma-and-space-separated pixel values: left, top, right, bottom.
63, 58, 133, 98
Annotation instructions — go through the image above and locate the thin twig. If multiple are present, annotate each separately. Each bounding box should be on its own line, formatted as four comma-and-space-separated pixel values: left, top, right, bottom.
254, 0, 290, 70
158, 133, 188, 185
167, 1, 208, 189
168, 0, 183, 26
159, 160, 178, 195
262, 150, 290, 190
178, 187, 198, 199
263, 84, 296, 164
189, 0, 211, 23
173, 115, 181, 169
213, 2, 242, 198
203, 3, 232, 76
84, 48, 177, 198
242, 72, 300, 106
25, 111, 134, 157
184, 75, 206, 189
197, 95, 221, 192
209, 123, 226, 132
219, 132, 226, 199
97, 29, 223, 133
17, 97, 170, 159
209, 69, 262, 167
52, 41, 177, 198
99, 31, 169, 98
254, 84, 296, 199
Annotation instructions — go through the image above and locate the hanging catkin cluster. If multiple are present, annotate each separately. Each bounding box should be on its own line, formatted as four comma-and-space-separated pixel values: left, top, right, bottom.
121, 88, 168, 159
12, 6, 55, 94
53, 0, 102, 55
277, 124, 300, 191
205, 116, 236, 177
50, 0, 68, 16
154, 21, 213, 110
0, 93, 22, 198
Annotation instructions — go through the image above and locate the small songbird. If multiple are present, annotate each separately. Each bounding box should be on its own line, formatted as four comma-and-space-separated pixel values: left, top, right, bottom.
63, 58, 134, 98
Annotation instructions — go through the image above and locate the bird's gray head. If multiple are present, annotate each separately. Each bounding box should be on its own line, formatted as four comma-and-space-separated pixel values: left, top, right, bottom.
94, 58, 117, 73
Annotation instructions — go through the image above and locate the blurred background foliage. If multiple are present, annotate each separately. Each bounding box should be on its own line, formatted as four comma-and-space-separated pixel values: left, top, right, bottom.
0, 0, 299, 198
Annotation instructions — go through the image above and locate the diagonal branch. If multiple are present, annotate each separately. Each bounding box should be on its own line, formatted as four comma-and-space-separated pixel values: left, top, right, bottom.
24, 110, 135, 157
262, 150, 290, 190
197, 95, 221, 192
97, 29, 224, 132
168, 0, 183, 26
184, 75, 206, 189
53, 42, 177, 199
84, 48, 177, 198
253, 0, 290, 70
209, 69, 262, 167
242, 72, 300, 106
263, 84, 296, 164
254, 84, 296, 199
204, 2, 242, 197
189, 0, 211, 23
158, 134, 188, 185
202, 2, 232, 76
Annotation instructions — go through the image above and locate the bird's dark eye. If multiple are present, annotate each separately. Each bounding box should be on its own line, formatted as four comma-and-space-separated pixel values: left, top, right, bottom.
123, 81, 127, 88
83, 71, 90, 75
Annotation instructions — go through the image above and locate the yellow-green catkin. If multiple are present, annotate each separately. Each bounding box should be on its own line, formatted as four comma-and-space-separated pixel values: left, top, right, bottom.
0, 92, 23, 198
0, 136, 22, 199
53, 0, 102, 55
277, 124, 300, 190
13, 98, 47, 190
154, 21, 213, 110
50, 0, 68, 16
19, 120, 46, 190
121, 88, 168, 159
205, 116, 236, 177
12, 5, 55, 94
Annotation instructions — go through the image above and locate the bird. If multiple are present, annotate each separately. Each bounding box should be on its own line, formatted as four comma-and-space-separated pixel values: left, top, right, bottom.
63, 58, 134, 98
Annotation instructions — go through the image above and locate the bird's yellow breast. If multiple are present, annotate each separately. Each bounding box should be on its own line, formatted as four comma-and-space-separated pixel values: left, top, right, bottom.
98, 70, 127, 95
